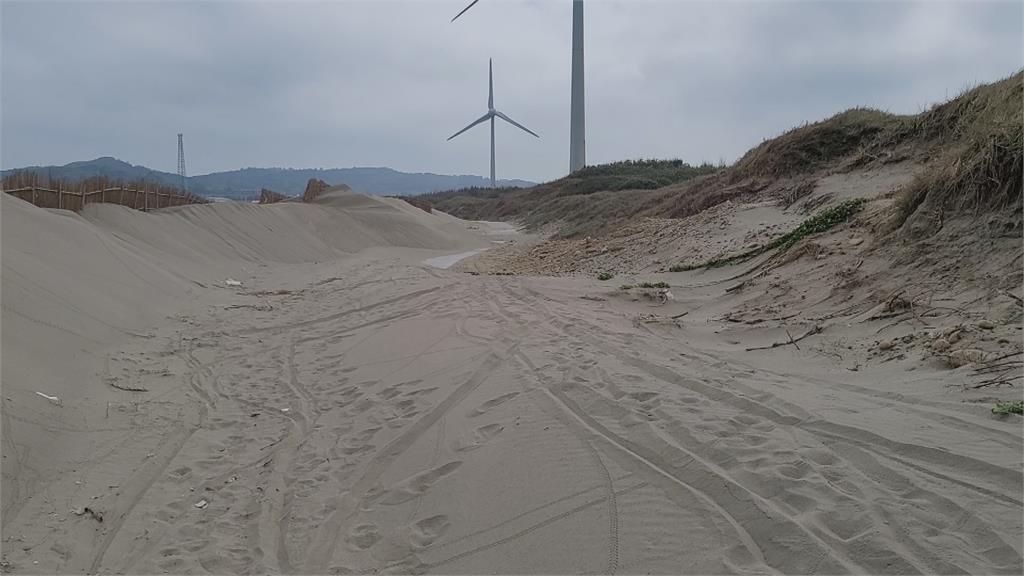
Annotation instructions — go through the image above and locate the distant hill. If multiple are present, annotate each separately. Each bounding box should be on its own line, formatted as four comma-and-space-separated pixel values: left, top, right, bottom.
1, 157, 534, 199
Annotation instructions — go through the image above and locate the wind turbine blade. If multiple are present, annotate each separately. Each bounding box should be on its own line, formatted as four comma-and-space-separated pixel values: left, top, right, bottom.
451, 0, 480, 22
494, 111, 540, 138
447, 111, 493, 141
488, 58, 494, 110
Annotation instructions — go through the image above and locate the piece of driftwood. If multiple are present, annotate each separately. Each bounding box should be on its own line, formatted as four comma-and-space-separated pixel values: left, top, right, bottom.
968, 375, 1019, 389
746, 325, 821, 351
1002, 290, 1024, 306
108, 379, 148, 393
725, 280, 747, 293
785, 328, 801, 351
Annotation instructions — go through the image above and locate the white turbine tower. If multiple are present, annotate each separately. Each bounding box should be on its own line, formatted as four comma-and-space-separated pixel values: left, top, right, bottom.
453, 0, 585, 174
448, 58, 539, 188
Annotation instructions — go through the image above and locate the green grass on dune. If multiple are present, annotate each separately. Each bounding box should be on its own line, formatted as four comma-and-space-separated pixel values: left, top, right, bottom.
670, 198, 867, 272
992, 400, 1024, 416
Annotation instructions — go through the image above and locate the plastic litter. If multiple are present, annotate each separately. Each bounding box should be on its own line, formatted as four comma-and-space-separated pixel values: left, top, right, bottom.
35, 391, 62, 406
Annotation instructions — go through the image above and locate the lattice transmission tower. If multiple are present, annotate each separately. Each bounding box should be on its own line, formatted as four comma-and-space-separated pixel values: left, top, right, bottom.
177, 133, 187, 193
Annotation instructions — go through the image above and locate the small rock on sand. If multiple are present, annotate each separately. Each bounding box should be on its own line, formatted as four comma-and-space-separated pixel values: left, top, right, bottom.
948, 348, 987, 368
977, 319, 995, 329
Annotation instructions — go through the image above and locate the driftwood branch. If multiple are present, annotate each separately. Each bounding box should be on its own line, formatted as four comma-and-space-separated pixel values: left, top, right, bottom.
107, 379, 148, 393
1001, 290, 1023, 307
975, 350, 1024, 367
746, 325, 821, 351
725, 280, 747, 293
967, 375, 1020, 389
785, 328, 801, 351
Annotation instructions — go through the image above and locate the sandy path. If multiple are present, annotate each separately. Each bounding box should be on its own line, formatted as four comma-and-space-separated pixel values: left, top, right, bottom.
5, 246, 1019, 574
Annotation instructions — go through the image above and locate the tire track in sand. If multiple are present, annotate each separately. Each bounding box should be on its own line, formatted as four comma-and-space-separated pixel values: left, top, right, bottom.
301, 337, 517, 574
86, 336, 216, 573
505, 280, 1024, 573
86, 406, 203, 573
425, 481, 647, 572
473, 278, 624, 573
272, 337, 320, 574
497, 281, 855, 574
240, 285, 447, 336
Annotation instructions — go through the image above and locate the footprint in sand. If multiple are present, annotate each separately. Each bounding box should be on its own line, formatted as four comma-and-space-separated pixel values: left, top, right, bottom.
370, 461, 463, 506
468, 392, 519, 417
341, 426, 381, 455
409, 515, 451, 547
170, 466, 192, 480
158, 557, 184, 572
628, 391, 659, 403
347, 523, 381, 549
370, 536, 416, 563
379, 386, 404, 400
453, 423, 504, 452
402, 387, 438, 397
775, 460, 810, 480
729, 413, 760, 427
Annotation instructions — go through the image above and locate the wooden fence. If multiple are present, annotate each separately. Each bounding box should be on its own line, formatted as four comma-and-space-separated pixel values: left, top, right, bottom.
3, 186, 205, 212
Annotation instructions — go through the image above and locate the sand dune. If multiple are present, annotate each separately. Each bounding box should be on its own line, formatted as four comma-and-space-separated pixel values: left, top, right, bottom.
1, 193, 1020, 574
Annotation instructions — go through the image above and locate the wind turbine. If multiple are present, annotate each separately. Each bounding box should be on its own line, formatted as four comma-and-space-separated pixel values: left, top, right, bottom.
452, 0, 585, 174
448, 58, 539, 188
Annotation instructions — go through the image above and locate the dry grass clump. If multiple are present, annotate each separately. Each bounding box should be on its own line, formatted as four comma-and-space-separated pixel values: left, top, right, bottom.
733, 108, 901, 180
416, 186, 525, 219
642, 173, 761, 220
425, 161, 715, 237
530, 189, 667, 238
402, 196, 433, 213
259, 189, 288, 204
893, 71, 1023, 235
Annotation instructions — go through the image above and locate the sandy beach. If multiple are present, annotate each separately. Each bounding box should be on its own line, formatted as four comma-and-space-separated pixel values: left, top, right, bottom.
1, 188, 1020, 575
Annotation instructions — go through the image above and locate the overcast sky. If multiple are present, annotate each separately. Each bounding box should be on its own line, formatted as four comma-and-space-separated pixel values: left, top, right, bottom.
2, 1, 1021, 183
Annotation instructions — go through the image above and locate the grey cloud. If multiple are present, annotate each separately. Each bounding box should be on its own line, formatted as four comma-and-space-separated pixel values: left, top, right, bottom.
2, 0, 1020, 182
